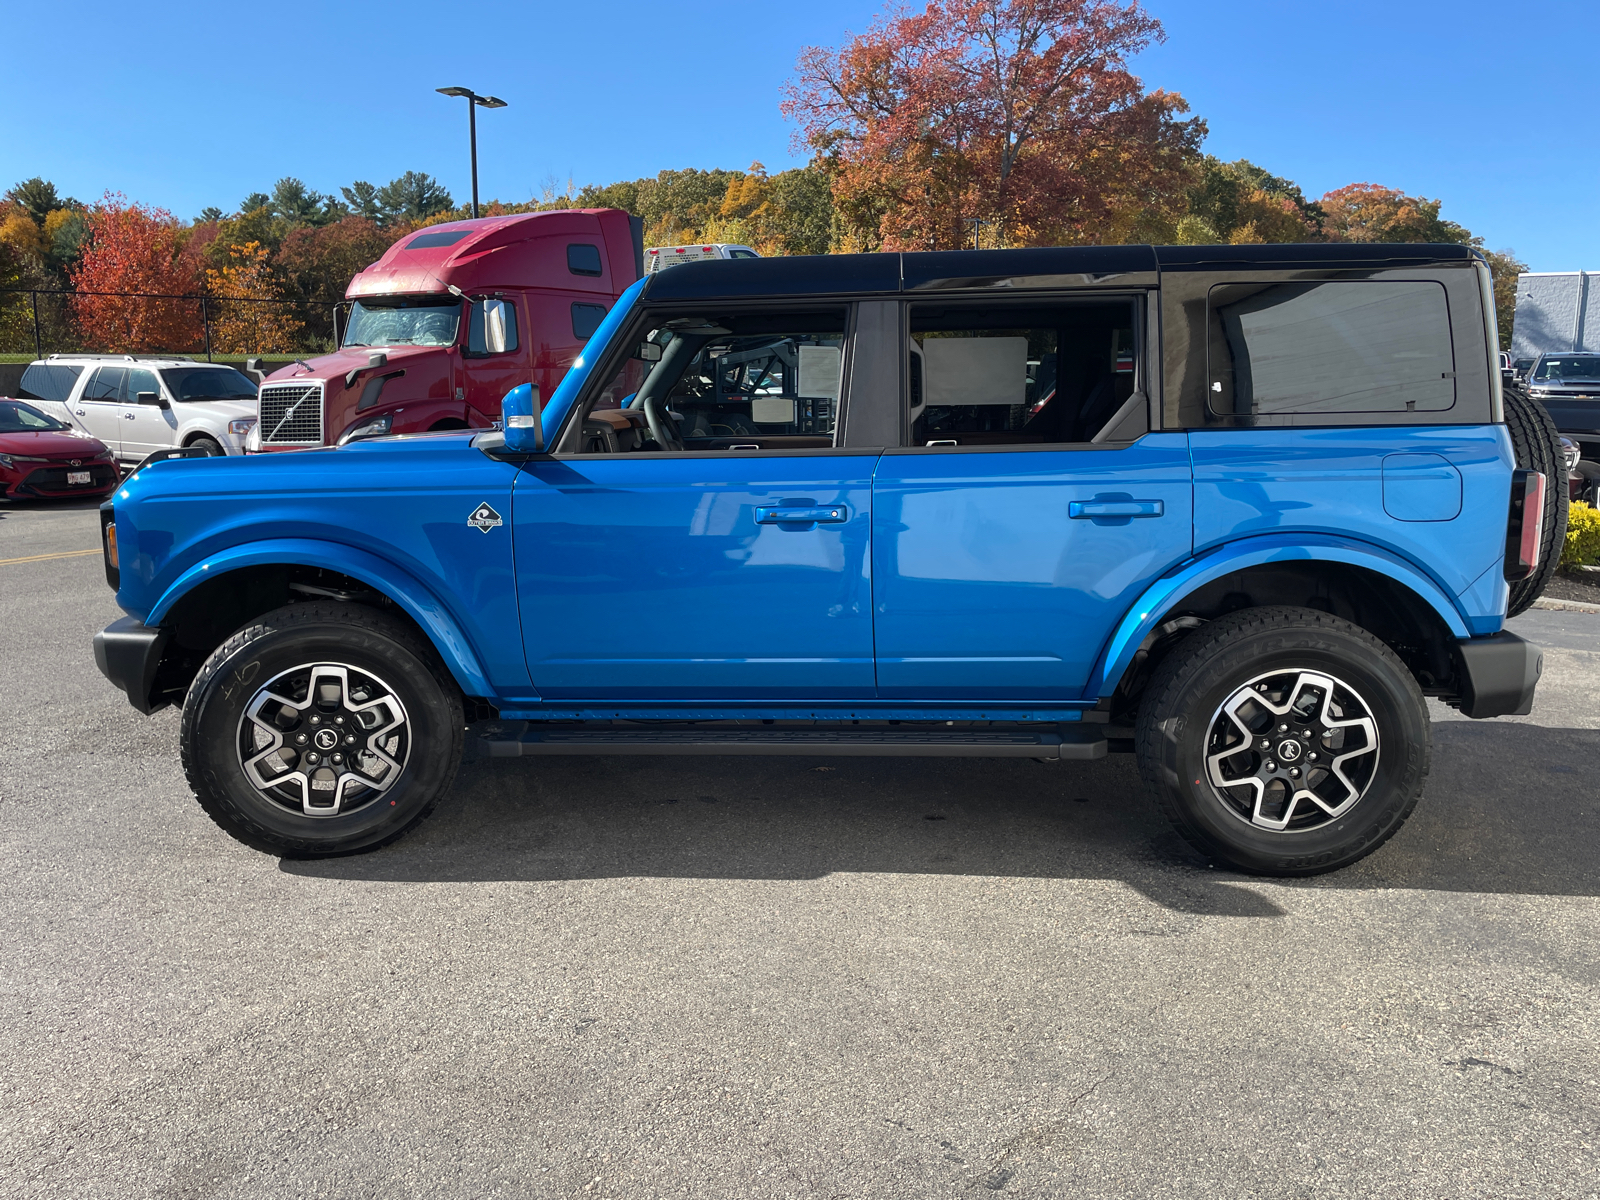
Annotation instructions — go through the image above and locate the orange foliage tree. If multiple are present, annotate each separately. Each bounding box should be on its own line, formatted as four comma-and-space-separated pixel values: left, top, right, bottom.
203, 241, 303, 354
69, 193, 204, 352
783, 0, 1205, 250
1316, 183, 1474, 244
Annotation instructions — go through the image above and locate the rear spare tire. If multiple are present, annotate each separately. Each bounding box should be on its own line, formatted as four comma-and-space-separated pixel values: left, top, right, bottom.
1504, 388, 1566, 617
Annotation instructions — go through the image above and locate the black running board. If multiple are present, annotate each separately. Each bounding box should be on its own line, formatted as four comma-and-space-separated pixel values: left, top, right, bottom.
481, 722, 1107, 760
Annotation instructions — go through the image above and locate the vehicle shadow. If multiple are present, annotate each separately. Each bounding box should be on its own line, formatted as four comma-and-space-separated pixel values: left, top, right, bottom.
281, 719, 1600, 911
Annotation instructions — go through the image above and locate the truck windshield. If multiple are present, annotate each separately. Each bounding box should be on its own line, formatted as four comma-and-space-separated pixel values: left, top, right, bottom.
1534, 355, 1600, 382
343, 297, 462, 348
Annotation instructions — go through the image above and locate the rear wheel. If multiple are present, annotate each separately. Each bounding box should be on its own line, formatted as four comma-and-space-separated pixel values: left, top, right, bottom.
1136, 606, 1429, 876
1504, 388, 1567, 617
180, 602, 463, 857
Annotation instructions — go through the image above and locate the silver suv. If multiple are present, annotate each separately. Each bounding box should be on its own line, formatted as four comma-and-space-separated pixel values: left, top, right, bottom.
16, 355, 258, 465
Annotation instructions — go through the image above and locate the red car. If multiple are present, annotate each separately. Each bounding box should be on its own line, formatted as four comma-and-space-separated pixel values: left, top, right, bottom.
0, 399, 119, 500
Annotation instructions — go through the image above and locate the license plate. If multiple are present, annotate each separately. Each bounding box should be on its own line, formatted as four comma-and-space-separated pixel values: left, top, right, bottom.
67, 471, 91, 485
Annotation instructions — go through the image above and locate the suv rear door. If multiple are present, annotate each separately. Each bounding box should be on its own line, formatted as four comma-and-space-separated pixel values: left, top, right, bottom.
871, 292, 1193, 700
73, 367, 126, 457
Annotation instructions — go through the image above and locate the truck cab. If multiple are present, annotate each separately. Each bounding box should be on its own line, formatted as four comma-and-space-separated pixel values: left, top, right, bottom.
249, 209, 643, 450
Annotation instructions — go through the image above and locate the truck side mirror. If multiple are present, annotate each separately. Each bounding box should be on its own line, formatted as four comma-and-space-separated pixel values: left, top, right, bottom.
502, 382, 544, 453
483, 300, 510, 355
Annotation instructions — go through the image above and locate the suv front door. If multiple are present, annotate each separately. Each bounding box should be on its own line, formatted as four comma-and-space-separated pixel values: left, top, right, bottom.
511, 304, 875, 700
871, 296, 1193, 700
119, 367, 176, 461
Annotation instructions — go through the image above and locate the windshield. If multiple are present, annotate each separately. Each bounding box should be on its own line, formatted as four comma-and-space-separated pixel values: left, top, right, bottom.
0, 400, 68, 433
162, 366, 258, 402
1534, 355, 1600, 382
343, 296, 462, 348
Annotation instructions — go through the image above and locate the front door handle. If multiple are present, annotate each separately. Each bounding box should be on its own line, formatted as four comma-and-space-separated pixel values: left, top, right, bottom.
756, 505, 849, 526
1068, 499, 1164, 519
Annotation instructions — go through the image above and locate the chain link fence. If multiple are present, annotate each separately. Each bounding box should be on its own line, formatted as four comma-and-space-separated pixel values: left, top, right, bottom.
0, 288, 345, 361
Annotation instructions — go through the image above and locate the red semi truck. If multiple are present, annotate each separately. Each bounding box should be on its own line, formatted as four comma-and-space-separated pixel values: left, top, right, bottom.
248, 208, 643, 451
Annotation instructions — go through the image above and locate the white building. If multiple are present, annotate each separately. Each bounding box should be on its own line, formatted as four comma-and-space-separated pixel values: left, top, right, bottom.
1511, 272, 1600, 362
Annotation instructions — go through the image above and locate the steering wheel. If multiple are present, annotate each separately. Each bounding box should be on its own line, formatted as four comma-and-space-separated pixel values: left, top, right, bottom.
643, 393, 685, 451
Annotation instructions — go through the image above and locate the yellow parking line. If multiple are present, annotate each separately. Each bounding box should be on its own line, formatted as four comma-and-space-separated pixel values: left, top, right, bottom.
0, 548, 102, 566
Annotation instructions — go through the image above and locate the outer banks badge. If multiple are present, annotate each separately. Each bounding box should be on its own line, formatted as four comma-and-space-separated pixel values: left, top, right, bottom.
467, 502, 503, 533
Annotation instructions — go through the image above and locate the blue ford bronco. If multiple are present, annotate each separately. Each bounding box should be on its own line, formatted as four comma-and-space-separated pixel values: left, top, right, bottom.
93, 243, 1560, 876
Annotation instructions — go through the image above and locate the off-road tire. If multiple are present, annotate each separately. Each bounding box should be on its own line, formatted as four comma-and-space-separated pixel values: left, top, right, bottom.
1135, 606, 1430, 877
1504, 387, 1567, 617
180, 602, 464, 857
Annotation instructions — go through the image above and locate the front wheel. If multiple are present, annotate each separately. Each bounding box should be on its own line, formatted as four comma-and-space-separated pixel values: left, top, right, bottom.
188, 435, 224, 457
1135, 606, 1430, 876
180, 602, 464, 857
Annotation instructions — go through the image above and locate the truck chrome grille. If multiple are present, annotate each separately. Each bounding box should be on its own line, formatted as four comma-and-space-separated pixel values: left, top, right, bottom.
258, 382, 324, 445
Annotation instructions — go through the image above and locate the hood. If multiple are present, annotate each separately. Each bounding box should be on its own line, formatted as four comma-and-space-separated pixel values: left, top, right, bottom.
0, 429, 109, 458
263, 343, 447, 386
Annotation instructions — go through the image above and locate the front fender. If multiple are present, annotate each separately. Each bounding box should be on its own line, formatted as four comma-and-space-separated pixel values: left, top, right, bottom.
1087, 532, 1474, 700
146, 537, 493, 699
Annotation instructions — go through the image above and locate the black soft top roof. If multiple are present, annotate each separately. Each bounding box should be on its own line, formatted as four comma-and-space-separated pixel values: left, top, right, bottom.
641, 243, 1477, 301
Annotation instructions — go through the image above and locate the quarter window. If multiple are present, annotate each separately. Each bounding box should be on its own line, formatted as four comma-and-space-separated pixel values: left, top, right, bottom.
17, 363, 82, 404
906, 301, 1138, 446
1208, 280, 1456, 416
567, 244, 603, 276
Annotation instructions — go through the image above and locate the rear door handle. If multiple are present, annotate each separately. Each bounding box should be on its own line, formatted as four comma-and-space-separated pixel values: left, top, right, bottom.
1068, 499, 1164, 518
756, 505, 850, 525
123, 411, 136, 420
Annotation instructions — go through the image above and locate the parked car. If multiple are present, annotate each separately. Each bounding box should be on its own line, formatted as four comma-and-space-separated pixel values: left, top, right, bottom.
16, 356, 258, 466
643, 243, 759, 274
94, 242, 1551, 877
0, 399, 118, 500
249, 209, 643, 452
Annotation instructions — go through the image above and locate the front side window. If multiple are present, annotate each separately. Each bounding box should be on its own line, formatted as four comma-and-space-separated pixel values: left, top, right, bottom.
1208, 280, 1455, 416
123, 368, 160, 401
566, 308, 847, 454
907, 301, 1138, 446
82, 367, 125, 402
466, 298, 519, 356
0, 400, 68, 432
343, 296, 462, 348
1533, 354, 1600, 383
162, 367, 258, 402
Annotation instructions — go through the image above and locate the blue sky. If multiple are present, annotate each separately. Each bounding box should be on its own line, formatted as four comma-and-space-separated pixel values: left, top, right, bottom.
4, 0, 1594, 270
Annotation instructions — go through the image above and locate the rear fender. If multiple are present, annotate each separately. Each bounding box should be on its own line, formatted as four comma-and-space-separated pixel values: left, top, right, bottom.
146, 537, 492, 698
1088, 532, 1472, 699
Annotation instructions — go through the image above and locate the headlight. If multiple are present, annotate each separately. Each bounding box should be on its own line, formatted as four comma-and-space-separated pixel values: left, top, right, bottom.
337, 413, 393, 445
1562, 438, 1582, 472
229, 418, 257, 436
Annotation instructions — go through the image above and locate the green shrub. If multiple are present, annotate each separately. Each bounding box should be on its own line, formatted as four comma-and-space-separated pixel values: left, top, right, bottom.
1563, 501, 1600, 567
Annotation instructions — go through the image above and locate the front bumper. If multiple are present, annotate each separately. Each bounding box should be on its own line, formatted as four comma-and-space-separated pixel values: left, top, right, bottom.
93, 617, 170, 714
1452, 632, 1542, 719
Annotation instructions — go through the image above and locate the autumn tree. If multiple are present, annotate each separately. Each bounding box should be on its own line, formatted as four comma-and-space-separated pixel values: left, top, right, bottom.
1177, 157, 1323, 244
276, 217, 401, 341
784, 0, 1204, 250
70, 193, 204, 352
204, 240, 303, 354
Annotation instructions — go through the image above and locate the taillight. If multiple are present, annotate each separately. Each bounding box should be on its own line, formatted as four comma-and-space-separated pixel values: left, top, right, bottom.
1504, 469, 1546, 582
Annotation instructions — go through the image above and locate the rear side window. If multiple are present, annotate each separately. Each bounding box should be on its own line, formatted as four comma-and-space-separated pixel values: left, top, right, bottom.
82, 367, 125, 402
567, 244, 603, 276
1208, 280, 1455, 416
572, 303, 608, 340
17, 363, 82, 403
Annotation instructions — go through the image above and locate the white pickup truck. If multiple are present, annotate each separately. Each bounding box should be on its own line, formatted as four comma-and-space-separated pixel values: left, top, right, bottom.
15, 355, 259, 464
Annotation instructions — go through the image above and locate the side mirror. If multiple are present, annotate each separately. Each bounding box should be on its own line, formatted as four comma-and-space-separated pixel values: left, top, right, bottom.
636, 341, 662, 363
502, 382, 544, 453
483, 300, 510, 355
136, 391, 167, 409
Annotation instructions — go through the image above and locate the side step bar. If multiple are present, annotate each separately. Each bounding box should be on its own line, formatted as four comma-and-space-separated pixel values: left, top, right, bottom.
482, 722, 1108, 760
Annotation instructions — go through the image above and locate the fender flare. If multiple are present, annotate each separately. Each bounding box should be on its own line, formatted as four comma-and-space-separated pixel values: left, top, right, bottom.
1087, 532, 1473, 700
145, 537, 493, 698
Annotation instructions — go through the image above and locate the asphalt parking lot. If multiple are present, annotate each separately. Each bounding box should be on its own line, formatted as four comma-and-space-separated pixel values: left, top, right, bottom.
1, 497, 1597, 1200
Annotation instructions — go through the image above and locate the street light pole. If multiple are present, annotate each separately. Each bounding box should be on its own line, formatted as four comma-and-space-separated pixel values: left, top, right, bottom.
435, 87, 508, 219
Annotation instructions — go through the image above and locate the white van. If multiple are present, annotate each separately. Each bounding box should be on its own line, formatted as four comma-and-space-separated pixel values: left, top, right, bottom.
643, 243, 759, 274
15, 355, 259, 464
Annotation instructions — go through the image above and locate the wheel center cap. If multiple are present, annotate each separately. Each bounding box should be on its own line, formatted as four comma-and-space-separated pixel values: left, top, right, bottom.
1277, 738, 1303, 762
313, 728, 340, 751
